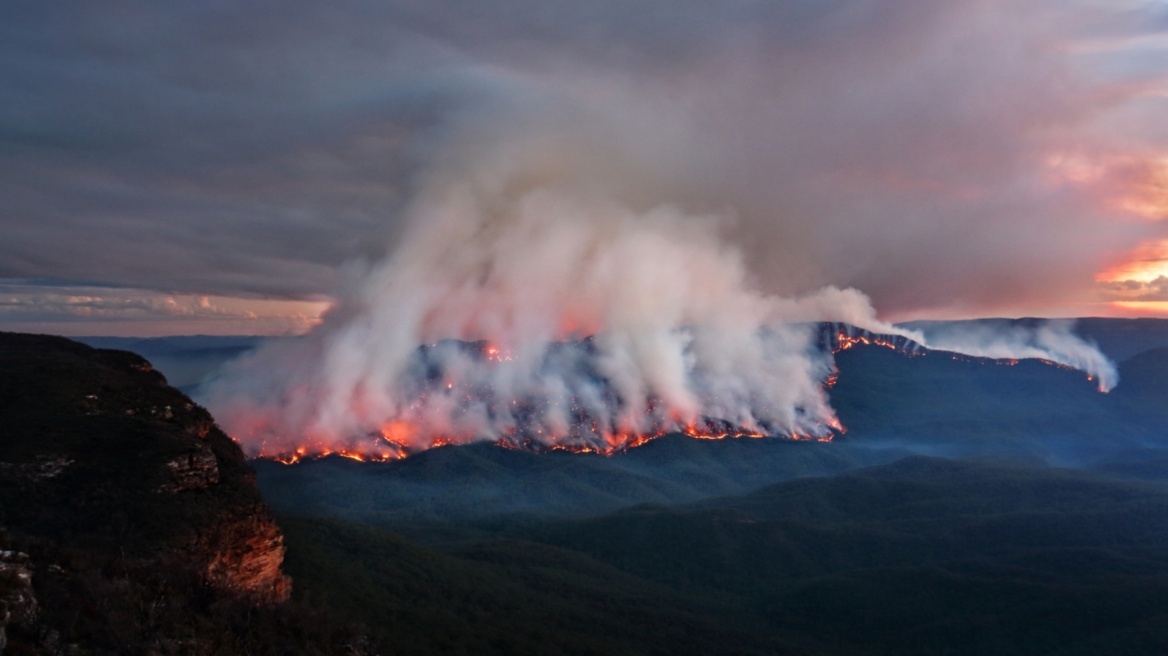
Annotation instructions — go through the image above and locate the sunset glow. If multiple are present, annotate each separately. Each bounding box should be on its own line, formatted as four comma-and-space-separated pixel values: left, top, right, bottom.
1099, 240, 1168, 284
1096, 239, 1168, 316
1110, 301, 1168, 315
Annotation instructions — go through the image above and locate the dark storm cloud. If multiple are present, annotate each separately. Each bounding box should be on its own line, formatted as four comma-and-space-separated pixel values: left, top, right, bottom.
1, 0, 1165, 319
0, 0, 459, 297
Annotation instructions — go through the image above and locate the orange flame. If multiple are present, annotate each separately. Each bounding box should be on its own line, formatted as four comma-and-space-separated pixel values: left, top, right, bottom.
379, 420, 413, 447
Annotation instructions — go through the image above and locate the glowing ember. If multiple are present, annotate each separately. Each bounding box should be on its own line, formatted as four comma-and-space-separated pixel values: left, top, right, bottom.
484, 344, 513, 362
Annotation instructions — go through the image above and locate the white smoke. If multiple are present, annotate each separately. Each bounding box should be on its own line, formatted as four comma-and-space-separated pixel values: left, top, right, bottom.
201, 94, 1118, 458
910, 320, 1118, 392
205, 187, 844, 452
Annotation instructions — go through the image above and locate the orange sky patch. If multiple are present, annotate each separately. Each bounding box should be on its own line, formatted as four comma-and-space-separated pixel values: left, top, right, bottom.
1097, 239, 1168, 283
1109, 301, 1168, 316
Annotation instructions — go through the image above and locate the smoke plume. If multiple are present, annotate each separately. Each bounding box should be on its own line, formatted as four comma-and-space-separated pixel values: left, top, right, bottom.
202, 103, 1117, 458
911, 320, 1119, 392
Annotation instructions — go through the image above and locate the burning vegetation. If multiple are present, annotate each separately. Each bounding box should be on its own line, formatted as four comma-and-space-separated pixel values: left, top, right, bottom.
249, 324, 1086, 465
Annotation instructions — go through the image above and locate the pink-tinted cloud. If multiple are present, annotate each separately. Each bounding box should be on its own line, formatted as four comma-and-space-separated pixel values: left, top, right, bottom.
0, 281, 326, 336
0, 0, 1166, 333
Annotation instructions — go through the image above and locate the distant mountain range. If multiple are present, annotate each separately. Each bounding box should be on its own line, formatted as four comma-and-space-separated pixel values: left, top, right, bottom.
75, 315, 1168, 392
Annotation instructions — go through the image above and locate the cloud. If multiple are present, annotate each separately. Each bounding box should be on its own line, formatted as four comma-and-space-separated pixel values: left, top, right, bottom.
1100, 275, 1168, 301
0, 281, 325, 336
1, 0, 1166, 321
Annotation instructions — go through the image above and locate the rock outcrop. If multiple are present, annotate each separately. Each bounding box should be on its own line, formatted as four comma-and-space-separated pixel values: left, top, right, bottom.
0, 332, 329, 653
160, 442, 220, 493
0, 550, 36, 653
198, 504, 292, 602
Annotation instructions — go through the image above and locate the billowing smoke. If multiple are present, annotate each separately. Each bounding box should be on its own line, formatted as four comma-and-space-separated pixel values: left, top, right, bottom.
910, 320, 1119, 392
201, 101, 1117, 459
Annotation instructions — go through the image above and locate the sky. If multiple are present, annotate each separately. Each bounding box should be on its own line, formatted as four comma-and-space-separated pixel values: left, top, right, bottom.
2, 0, 1168, 337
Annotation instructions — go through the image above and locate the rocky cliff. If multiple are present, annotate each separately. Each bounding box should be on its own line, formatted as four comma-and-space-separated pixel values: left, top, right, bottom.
0, 333, 352, 654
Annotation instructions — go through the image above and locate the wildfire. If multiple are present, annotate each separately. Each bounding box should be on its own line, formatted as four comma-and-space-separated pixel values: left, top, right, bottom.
834, 333, 884, 351
484, 344, 513, 362
261, 445, 406, 465
269, 448, 308, 465
380, 420, 413, 446
260, 417, 824, 465
825, 324, 924, 357
827, 324, 1029, 369
255, 323, 1047, 466
945, 353, 1021, 366
495, 421, 780, 457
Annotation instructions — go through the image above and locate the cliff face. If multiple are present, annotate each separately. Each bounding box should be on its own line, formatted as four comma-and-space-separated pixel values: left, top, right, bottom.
199, 503, 292, 602
0, 332, 303, 652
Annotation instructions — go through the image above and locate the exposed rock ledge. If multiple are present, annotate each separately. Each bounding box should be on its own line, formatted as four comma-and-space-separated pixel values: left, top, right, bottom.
199, 503, 292, 602
0, 332, 309, 652
0, 549, 36, 653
